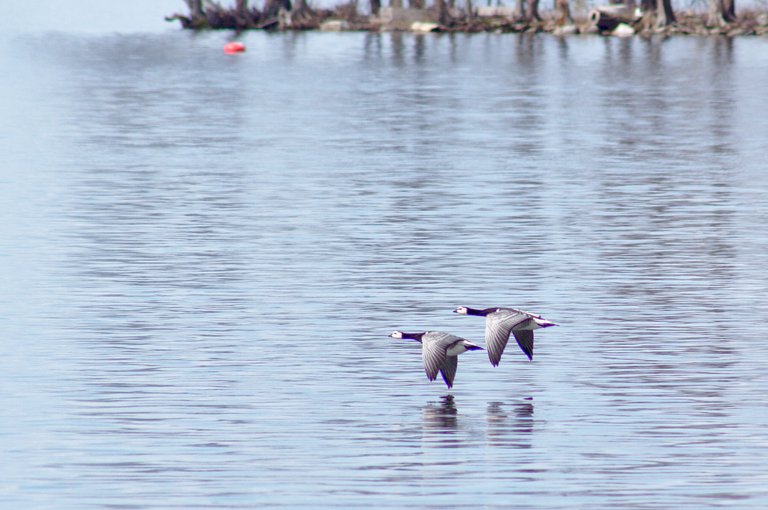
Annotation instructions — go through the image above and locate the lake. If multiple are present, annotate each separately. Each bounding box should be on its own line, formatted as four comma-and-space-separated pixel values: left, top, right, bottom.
1, 29, 768, 509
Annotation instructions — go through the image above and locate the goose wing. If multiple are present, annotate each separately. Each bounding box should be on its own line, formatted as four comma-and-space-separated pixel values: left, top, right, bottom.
486, 310, 529, 366
512, 329, 534, 361
421, 332, 454, 382
439, 355, 459, 389
499, 307, 540, 319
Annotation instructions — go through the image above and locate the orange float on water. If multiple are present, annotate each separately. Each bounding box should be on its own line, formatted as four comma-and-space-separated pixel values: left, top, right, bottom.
223, 42, 246, 54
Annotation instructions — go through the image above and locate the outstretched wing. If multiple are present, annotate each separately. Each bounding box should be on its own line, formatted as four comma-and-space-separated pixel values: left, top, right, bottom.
422, 333, 450, 382
512, 329, 534, 361
439, 355, 458, 389
486, 311, 529, 366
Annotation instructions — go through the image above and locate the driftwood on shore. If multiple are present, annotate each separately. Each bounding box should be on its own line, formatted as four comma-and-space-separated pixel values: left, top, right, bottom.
165, 0, 768, 36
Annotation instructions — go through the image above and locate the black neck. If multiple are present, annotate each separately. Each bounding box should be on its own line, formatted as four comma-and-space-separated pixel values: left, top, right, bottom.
401, 332, 425, 342
467, 307, 495, 317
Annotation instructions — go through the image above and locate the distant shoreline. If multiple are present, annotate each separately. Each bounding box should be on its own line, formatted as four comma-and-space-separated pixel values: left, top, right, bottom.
165, 4, 768, 37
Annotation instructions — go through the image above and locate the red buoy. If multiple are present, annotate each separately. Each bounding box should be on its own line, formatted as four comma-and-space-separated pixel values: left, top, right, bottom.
224, 42, 246, 54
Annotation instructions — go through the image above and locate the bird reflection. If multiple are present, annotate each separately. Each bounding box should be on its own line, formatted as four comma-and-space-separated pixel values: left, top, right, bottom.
422, 395, 459, 432
420, 395, 464, 448
486, 398, 534, 448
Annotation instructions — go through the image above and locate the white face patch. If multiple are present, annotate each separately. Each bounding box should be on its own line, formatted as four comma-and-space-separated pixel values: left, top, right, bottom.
455, 307, 468, 315
390, 331, 403, 339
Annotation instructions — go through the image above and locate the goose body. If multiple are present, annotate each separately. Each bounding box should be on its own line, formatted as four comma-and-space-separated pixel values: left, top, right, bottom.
390, 330, 483, 388
453, 306, 558, 366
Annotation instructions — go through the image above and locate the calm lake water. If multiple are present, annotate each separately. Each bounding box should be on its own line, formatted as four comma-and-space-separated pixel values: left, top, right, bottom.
2, 29, 768, 509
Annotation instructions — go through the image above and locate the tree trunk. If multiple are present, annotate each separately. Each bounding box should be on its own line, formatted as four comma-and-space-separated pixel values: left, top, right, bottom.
369, 0, 381, 16
514, 0, 525, 19
707, 0, 722, 26
410, 0, 424, 8
186, 0, 204, 17
293, 0, 311, 16
435, 0, 448, 23
465, 0, 474, 17
655, 0, 675, 26
234, 0, 250, 28
723, 0, 736, 20
264, 0, 292, 18
555, 0, 572, 24
526, 0, 540, 20
707, 0, 734, 26
640, 0, 654, 12
637, 0, 654, 30
391, 0, 403, 9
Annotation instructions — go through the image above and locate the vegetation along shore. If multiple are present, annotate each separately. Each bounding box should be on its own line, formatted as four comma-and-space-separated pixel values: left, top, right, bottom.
166, 0, 768, 36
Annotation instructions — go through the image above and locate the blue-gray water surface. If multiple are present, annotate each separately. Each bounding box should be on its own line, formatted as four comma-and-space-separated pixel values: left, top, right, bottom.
2, 29, 768, 509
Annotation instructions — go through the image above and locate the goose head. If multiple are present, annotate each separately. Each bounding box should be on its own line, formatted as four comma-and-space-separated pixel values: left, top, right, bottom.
390, 330, 404, 339
453, 306, 469, 315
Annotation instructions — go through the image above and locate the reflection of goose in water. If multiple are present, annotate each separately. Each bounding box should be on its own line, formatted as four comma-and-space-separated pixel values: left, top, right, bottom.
453, 306, 558, 366
421, 395, 462, 448
422, 394, 459, 431
486, 399, 535, 448
390, 331, 483, 388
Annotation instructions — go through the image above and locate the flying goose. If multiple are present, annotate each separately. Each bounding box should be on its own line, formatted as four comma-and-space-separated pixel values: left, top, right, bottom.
390, 331, 483, 388
453, 307, 558, 366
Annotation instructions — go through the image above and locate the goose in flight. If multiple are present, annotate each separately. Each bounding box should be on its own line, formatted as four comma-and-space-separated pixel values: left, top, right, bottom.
390, 330, 483, 388
453, 307, 558, 366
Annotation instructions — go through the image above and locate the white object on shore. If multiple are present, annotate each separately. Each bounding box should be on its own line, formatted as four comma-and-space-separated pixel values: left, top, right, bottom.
612, 23, 636, 36
553, 24, 578, 36
320, 19, 350, 31
410, 21, 441, 33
